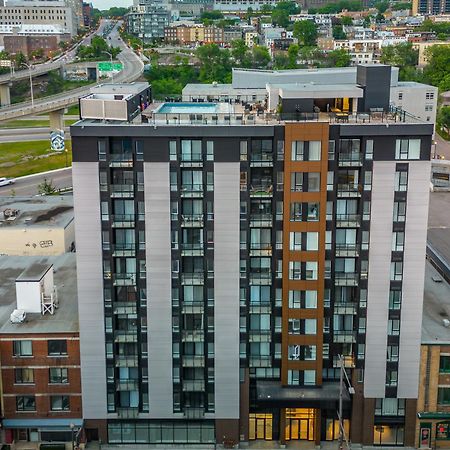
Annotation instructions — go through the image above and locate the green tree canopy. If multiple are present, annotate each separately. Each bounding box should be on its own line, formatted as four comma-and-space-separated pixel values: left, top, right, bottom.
287, 43, 299, 68
196, 44, 232, 83
231, 39, 251, 68
293, 20, 318, 46
380, 42, 419, 80
341, 16, 353, 25
327, 48, 351, 67
375, 0, 389, 13
333, 24, 347, 40
251, 45, 271, 69
422, 45, 450, 91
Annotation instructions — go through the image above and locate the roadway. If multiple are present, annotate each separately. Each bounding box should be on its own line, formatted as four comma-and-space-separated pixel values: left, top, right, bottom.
0, 20, 144, 121
0, 168, 72, 196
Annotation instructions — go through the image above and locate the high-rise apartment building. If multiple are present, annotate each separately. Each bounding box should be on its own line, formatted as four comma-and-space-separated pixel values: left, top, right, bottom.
412, 0, 450, 15
71, 67, 432, 446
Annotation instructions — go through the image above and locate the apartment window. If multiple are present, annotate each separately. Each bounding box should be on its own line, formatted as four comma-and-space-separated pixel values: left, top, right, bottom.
98, 139, 106, 161
291, 141, 304, 161
290, 172, 303, 192
395, 139, 421, 160
392, 232, 405, 252
308, 173, 321, 191
364, 171, 372, 190
398, 92, 403, 100
387, 345, 399, 362
13, 340, 32, 357
327, 171, 334, 191
135, 140, 144, 161
206, 141, 214, 160
288, 290, 317, 309
389, 289, 402, 310
425, 104, 433, 111
288, 345, 316, 361
440, 356, 450, 373
328, 140, 335, 160
16, 396, 36, 411
49, 368, 69, 384
438, 388, 450, 404
375, 398, 405, 416
365, 140, 374, 160
388, 319, 400, 336
323, 343, 330, 359
276, 172, 284, 191
170, 171, 177, 191
386, 370, 398, 386
309, 141, 321, 160
393, 201, 406, 222
390, 261, 403, 281
181, 140, 202, 162
358, 344, 365, 359
277, 140, 285, 160
15, 368, 34, 384
169, 141, 177, 160
48, 340, 67, 356
288, 318, 317, 335
50, 395, 70, 411
290, 202, 302, 222
426, 92, 434, 100
240, 141, 248, 161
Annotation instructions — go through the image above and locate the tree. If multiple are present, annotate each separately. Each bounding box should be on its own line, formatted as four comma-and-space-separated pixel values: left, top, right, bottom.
375, 12, 385, 22
273, 52, 290, 69
38, 178, 57, 196
333, 24, 347, 40
375, 0, 389, 12
46, 71, 65, 95
327, 48, 351, 67
231, 39, 251, 68
260, 4, 273, 13
196, 44, 232, 83
251, 45, 271, 69
439, 106, 450, 131
14, 52, 27, 67
380, 43, 419, 79
341, 16, 353, 26
363, 15, 371, 27
287, 43, 299, 68
201, 10, 224, 20
391, 1, 411, 9
272, 1, 299, 27
422, 45, 450, 90
293, 20, 318, 46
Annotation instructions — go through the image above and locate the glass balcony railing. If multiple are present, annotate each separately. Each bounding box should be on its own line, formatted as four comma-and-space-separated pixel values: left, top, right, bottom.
182, 355, 205, 367
250, 154, 273, 166
111, 214, 135, 227
180, 184, 204, 197
249, 243, 272, 256
333, 330, 357, 343
113, 273, 137, 286
181, 214, 204, 227
337, 184, 362, 197
335, 214, 360, 227
182, 329, 205, 342
112, 243, 136, 257
338, 153, 363, 166
249, 184, 273, 197
115, 356, 139, 367
117, 407, 139, 418
110, 184, 134, 198
181, 273, 205, 285
181, 243, 204, 255
249, 272, 272, 285
334, 302, 358, 314
182, 380, 205, 392
116, 379, 139, 391
109, 154, 134, 167
334, 272, 359, 286
114, 330, 138, 343
335, 243, 360, 257
249, 214, 273, 227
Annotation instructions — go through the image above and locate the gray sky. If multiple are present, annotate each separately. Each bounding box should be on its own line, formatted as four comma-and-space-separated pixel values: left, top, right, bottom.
92, 0, 131, 9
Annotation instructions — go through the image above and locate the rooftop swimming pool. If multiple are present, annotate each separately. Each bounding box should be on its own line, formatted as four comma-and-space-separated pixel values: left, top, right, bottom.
155, 103, 220, 114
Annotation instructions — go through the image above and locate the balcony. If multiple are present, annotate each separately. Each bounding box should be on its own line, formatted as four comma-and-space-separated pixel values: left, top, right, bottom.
181, 243, 204, 256
116, 379, 139, 391
334, 302, 358, 314
181, 214, 204, 227
181, 273, 204, 285
112, 244, 136, 257
335, 272, 359, 286
182, 355, 205, 367
338, 153, 363, 167
114, 330, 138, 343
249, 243, 272, 257
117, 407, 139, 418
249, 356, 272, 367
182, 329, 205, 342
249, 302, 272, 313
180, 154, 203, 168
111, 214, 135, 228
115, 356, 139, 367
249, 214, 273, 228
250, 154, 273, 167
248, 330, 271, 342
335, 243, 360, 257
113, 302, 137, 314
181, 302, 204, 313
113, 273, 137, 286
184, 407, 205, 419
180, 184, 203, 198
333, 330, 357, 343
337, 184, 362, 198
249, 272, 272, 285
109, 153, 133, 167
182, 380, 205, 392
335, 214, 360, 228
110, 184, 134, 198
249, 184, 273, 198
333, 355, 355, 368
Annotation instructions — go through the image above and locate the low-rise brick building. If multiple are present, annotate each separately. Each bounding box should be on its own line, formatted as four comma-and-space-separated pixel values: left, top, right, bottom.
0, 253, 82, 448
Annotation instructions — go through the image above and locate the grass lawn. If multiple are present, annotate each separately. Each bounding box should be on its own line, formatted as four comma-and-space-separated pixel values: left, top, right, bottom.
0, 140, 72, 178
0, 119, 78, 128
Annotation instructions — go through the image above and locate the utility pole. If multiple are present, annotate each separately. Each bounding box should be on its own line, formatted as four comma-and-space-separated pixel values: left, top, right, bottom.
338, 354, 344, 450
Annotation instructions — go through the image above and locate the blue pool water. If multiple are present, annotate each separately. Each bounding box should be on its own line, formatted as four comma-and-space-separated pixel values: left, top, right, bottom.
156, 103, 219, 114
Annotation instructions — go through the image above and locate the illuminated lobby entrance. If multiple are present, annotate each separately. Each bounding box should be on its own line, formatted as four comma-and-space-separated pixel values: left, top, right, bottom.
285, 408, 316, 441
249, 414, 273, 440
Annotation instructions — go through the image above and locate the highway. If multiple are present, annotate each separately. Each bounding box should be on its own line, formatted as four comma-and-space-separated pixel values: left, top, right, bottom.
0, 168, 72, 197
0, 20, 144, 121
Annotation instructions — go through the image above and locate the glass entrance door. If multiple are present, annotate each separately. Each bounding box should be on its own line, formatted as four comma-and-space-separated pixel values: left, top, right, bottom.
249, 413, 273, 440
285, 408, 316, 441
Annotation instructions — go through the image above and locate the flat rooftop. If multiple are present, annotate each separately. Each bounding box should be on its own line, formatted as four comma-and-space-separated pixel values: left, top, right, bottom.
0, 196, 73, 229
0, 253, 78, 334
90, 82, 149, 96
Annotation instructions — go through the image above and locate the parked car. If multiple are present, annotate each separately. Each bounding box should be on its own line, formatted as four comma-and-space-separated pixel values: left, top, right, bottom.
0, 177, 15, 187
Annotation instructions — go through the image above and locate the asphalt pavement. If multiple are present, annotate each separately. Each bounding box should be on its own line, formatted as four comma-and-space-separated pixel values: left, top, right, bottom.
0, 168, 72, 197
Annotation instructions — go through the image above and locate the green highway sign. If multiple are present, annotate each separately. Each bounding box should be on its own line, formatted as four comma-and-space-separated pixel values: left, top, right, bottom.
98, 62, 123, 72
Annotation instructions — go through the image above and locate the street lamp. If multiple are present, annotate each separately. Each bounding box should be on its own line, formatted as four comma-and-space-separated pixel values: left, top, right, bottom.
21, 62, 34, 107
337, 354, 355, 450
102, 50, 114, 83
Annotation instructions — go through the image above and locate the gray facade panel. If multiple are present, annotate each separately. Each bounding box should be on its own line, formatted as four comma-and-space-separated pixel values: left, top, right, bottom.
397, 161, 430, 398
364, 161, 397, 398
72, 162, 108, 419
144, 162, 174, 417
214, 162, 240, 419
